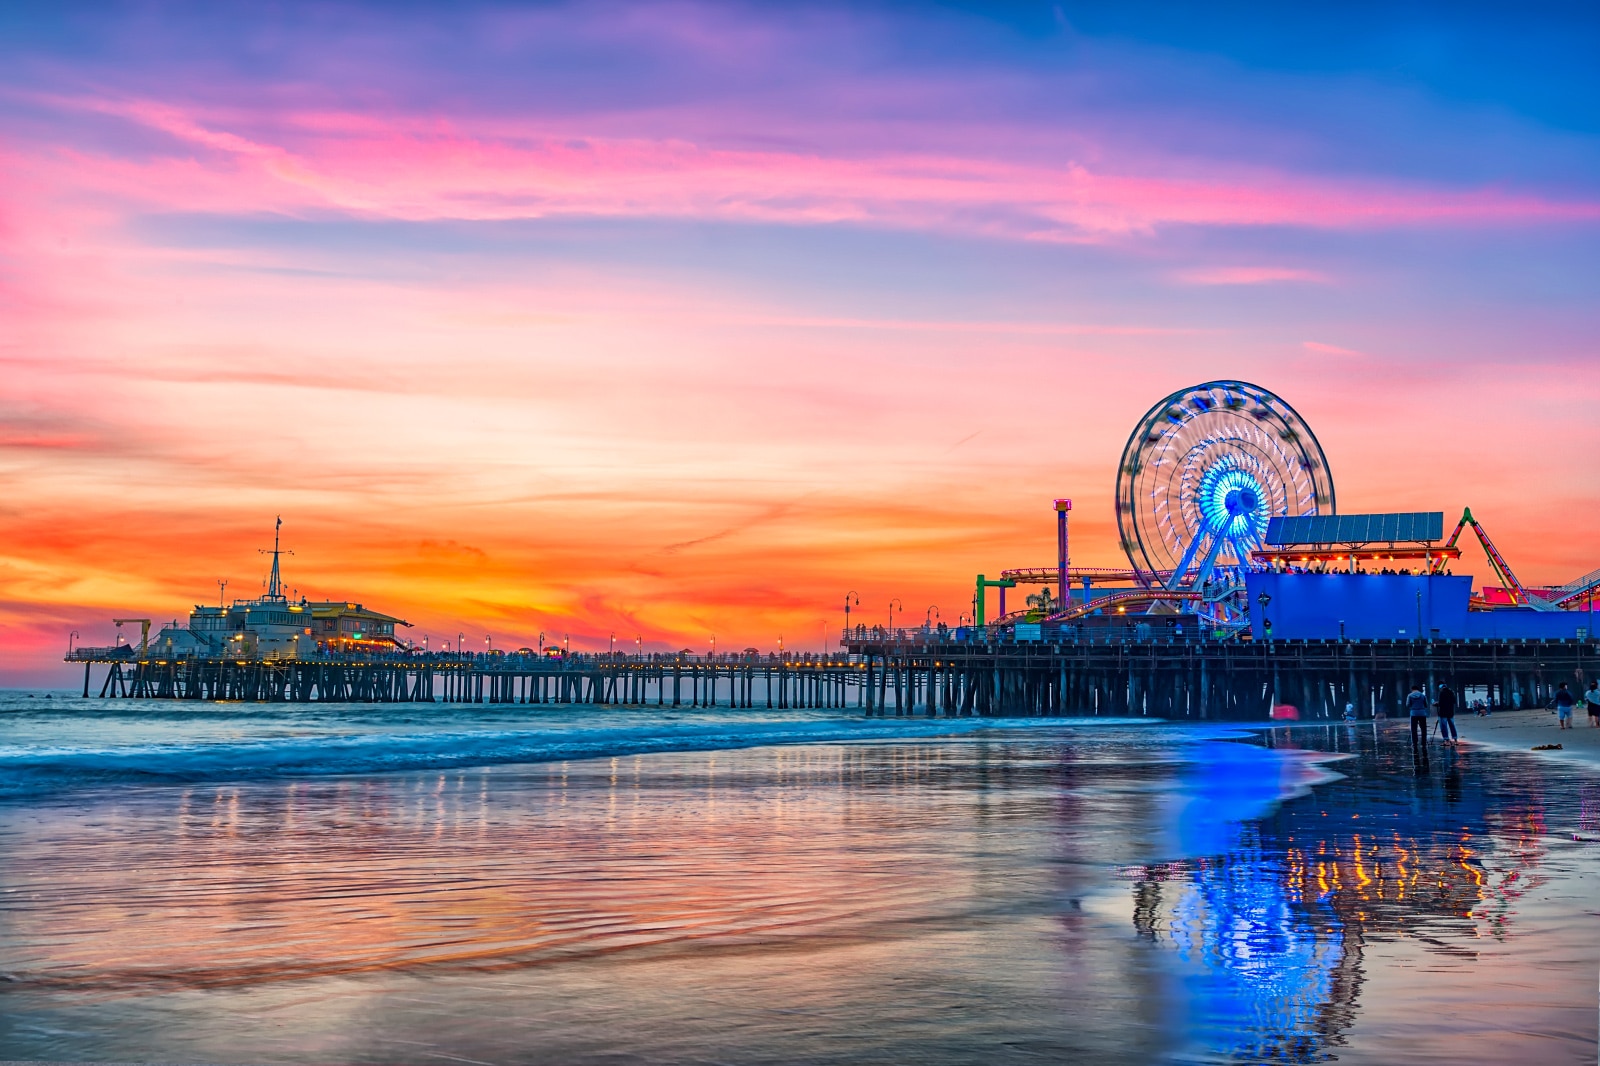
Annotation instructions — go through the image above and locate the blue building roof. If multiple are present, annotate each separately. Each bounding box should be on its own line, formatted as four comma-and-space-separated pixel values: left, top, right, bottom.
1265, 512, 1444, 546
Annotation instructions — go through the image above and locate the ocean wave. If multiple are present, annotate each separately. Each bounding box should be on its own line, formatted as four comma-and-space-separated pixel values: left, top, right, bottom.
0, 715, 1154, 800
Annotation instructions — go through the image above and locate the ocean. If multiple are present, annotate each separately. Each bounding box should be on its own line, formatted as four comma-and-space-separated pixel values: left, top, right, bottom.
1, 694, 1596, 1064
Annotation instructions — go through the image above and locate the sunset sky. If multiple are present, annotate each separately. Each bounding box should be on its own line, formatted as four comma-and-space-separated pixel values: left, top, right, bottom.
2, 3, 1598, 683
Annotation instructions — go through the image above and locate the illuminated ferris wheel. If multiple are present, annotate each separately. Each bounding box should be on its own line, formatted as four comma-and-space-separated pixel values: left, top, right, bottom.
1115, 381, 1334, 610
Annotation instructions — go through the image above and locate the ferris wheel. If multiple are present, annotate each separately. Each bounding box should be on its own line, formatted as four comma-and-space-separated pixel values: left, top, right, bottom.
1115, 381, 1334, 611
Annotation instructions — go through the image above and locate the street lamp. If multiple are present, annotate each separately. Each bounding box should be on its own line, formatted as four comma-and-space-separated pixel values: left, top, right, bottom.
485, 634, 492, 655
610, 633, 616, 657
924, 605, 940, 628
888, 598, 903, 631
538, 631, 545, 655
843, 590, 860, 640
636, 634, 642, 660
457, 632, 464, 660
68, 630, 79, 654
710, 634, 716, 659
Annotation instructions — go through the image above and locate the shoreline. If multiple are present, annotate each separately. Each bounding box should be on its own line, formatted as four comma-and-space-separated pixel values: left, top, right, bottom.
1383, 706, 1600, 769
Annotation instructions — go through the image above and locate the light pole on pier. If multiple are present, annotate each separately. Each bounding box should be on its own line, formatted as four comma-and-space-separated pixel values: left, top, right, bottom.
538, 632, 545, 655
610, 633, 616, 657
486, 634, 492, 655
888, 598, 902, 633
710, 634, 716, 659
924, 605, 940, 628
843, 591, 859, 641
636, 634, 642, 661
458, 632, 464, 661
68, 630, 79, 655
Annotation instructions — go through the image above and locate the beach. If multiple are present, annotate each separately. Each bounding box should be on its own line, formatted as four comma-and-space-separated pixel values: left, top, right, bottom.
1448, 705, 1600, 767
1, 696, 1598, 1064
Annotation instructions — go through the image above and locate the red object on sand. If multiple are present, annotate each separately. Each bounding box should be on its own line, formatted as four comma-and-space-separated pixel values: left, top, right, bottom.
1270, 704, 1300, 720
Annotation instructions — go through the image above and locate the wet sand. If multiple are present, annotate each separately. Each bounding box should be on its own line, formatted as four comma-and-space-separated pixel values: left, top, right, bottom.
1432, 705, 1600, 767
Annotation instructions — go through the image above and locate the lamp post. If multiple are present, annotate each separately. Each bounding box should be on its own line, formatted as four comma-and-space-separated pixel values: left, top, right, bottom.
457, 632, 464, 661
485, 634, 492, 655
538, 631, 545, 655
636, 634, 642, 661
68, 630, 79, 655
843, 591, 859, 641
610, 633, 616, 657
888, 598, 902, 633
710, 634, 716, 659
424, 634, 430, 652
925, 606, 940, 633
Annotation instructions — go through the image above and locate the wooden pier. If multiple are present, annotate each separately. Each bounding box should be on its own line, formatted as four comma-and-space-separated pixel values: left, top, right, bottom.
66, 650, 866, 710
844, 630, 1596, 718
67, 632, 1596, 720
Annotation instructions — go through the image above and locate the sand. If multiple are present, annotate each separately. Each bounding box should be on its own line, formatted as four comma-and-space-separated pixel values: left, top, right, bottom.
1420, 705, 1600, 768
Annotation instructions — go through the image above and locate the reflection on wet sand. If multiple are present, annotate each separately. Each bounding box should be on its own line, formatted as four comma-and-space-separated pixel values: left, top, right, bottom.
0, 724, 1595, 1065
1120, 727, 1576, 1063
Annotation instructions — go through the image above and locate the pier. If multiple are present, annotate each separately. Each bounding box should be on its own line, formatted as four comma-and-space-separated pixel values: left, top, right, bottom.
66, 648, 865, 710
67, 630, 1594, 720
844, 628, 1594, 718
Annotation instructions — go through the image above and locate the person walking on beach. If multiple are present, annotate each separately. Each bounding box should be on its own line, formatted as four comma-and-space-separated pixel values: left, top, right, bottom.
1585, 681, 1600, 727
1552, 683, 1576, 729
1406, 683, 1430, 757
1436, 683, 1458, 743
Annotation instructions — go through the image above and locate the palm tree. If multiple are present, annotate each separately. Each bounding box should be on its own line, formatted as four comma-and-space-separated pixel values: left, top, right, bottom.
1025, 588, 1056, 614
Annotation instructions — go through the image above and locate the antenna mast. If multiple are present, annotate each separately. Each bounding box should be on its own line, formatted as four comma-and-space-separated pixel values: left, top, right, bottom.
258, 516, 293, 602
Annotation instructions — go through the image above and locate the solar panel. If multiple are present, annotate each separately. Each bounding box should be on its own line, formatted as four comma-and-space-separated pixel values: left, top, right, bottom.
1264, 512, 1444, 546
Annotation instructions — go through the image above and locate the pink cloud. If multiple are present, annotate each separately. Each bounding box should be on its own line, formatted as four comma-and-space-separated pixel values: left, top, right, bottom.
13, 96, 1600, 243
1302, 341, 1365, 357
1177, 266, 1330, 285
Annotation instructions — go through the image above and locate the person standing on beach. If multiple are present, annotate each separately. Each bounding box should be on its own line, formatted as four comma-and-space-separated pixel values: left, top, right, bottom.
1436, 683, 1458, 743
1552, 683, 1576, 729
1585, 681, 1600, 727
1406, 683, 1430, 757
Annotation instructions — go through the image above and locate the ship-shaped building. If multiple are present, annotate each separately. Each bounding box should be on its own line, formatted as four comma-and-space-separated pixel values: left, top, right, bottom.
150, 519, 410, 660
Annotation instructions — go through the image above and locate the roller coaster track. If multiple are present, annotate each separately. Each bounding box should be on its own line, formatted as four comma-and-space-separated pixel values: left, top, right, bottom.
1043, 588, 1205, 622
1551, 565, 1600, 607
1001, 566, 1174, 586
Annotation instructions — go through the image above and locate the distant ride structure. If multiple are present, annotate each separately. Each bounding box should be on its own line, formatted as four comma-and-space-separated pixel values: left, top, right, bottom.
1114, 380, 1335, 625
